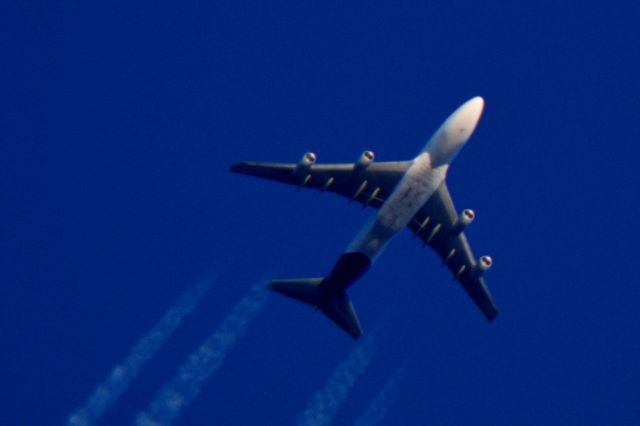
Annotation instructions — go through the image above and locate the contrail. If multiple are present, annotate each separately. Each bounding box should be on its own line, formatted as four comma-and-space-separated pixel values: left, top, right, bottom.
67, 278, 215, 426
297, 333, 379, 426
353, 361, 407, 426
134, 282, 268, 426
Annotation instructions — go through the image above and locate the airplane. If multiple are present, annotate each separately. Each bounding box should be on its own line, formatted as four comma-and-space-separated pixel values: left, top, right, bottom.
230, 96, 498, 339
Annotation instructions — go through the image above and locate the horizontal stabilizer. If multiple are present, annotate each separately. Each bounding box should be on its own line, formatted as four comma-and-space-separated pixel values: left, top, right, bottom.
268, 279, 363, 339
269, 278, 324, 306
320, 291, 363, 339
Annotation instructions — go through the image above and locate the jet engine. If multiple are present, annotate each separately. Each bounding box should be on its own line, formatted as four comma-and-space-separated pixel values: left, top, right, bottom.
294, 151, 317, 175
472, 255, 493, 278
355, 150, 375, 170
449, 209, 475, 236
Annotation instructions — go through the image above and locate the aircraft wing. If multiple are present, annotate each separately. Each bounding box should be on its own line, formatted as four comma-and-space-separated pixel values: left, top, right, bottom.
408, 182, 499, 321
230, 160, 412, 208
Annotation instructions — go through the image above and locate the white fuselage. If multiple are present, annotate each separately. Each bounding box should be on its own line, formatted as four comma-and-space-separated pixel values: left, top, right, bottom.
348, 153, 448, 260
347, 96, 486, 262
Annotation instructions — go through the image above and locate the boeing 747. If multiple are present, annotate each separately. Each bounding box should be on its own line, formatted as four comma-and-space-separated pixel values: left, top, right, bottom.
230, 97, 498, 339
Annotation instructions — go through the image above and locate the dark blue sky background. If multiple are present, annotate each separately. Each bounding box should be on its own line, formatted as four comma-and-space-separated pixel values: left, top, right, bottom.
2, 1, 640, 425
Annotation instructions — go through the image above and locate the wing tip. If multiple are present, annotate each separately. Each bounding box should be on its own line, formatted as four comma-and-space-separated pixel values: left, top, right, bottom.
229, 161, 247, 173
482, 300, 499, 322
486, 309, 499, 322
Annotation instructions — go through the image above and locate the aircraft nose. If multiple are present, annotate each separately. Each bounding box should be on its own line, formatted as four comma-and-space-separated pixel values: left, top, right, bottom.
443, 96, 485, 142
423, 96, 485, 166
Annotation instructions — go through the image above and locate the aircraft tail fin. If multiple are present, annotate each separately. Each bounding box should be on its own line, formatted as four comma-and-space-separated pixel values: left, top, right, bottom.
269, 278, 363, 339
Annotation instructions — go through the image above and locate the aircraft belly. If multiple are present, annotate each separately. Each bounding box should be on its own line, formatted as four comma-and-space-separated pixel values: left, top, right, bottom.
378, 153, 446, 231
347, 217, 396, 261
348, 153, 447, 261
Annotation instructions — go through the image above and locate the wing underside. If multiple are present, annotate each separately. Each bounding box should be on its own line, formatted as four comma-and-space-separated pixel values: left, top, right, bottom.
230, 160, 411, 208
408, 182, 499, 321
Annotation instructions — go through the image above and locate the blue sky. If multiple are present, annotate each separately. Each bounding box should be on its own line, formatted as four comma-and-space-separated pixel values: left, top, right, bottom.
2, 1, 640, 425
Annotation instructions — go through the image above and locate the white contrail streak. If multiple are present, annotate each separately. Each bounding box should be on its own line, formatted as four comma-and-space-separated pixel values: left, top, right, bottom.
67, 279, 215, 426
297, 334, 378, 426
134, 282, 268, 426
353, 361, 407, 426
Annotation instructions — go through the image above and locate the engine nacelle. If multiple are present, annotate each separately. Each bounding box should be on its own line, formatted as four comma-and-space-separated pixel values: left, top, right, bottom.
449, 209, 475, 236
355, 150, 375, 170
472, 255, 493, 278
294, 151, 317, 175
